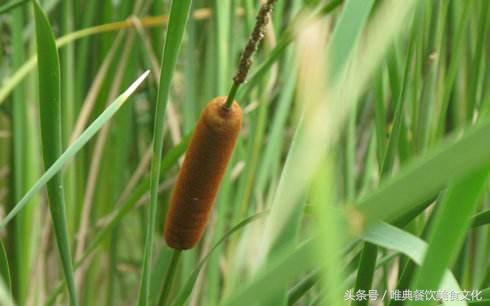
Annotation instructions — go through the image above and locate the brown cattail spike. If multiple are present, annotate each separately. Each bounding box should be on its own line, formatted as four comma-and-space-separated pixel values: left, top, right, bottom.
164, 97, 242, 249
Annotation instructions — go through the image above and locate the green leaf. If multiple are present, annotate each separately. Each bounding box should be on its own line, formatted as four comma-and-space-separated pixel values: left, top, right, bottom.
355, 119, 490, 227
219, 239, 318, 306
0, 71, 150, 228
407, 170, 488, 306
220, 219, 467, 306
33, 1, 78, 304
43, 115, 180, 305
363, 222, 467, 306
137, 0, 193, 305
328, 0, 376, 77
173, 212, 267, 306
472, 210, 490, 228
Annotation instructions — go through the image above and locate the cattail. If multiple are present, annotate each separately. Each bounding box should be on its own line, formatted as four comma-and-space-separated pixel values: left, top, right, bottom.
164, 96, 242, 249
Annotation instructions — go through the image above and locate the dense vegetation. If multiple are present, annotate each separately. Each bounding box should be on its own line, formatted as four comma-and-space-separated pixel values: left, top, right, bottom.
0, 0, 489, 305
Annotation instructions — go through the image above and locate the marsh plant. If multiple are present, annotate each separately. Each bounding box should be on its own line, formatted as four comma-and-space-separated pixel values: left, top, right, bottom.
0, 0, 489, 306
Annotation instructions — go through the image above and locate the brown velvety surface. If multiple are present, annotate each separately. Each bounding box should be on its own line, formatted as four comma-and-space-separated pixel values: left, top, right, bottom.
164, 97, 242, 249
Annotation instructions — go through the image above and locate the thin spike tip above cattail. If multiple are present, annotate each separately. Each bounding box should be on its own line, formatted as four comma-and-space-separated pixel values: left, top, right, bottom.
233, 0, 278, 85
224, 0, 278, 108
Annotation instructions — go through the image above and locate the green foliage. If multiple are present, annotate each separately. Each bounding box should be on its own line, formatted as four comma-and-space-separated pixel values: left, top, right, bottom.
32, 1, 78, 305
137, 1, 193, 305
0, 0, 489, 305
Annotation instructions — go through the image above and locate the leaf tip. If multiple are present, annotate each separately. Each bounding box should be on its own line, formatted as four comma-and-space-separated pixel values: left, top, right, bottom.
122, 70, 150, 100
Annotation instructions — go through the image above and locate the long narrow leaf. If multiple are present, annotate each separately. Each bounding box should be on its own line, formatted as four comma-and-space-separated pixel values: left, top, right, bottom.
407, 170, 488, 306
363, 222, 467, 306
33, 2, 78, 305
173, 212, 267, 306
0, 71, 149, 227
355, 119, 490, 227
137, 1, 192, 305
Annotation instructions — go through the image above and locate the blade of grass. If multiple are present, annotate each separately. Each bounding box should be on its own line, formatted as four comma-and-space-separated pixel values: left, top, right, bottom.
287, 270, 319, 306
328, 0, 375, 77
73, 0, 97, 112
363, 222, 466, 306
413, 0, 445, 152
213, 0, 230, 95
157, 250, 182, 306
9, 4, 36, 305
221, 219, 465, 306
380, 36, 415, 176
353, 12, 417, 304
44, 131, 187, 305
374, 75, 386, 167
312, 160, 348, 306
388, 199, 441, 306
173, 212, 267, 306
351, 243, 377, 306
255, 59, 296, 196
465, 0, 489, 121
220, 239, 318, 306
32, 2, 78, 304
150, 246, 175, 305
337, 2, 381, 302
434, 1, 471, 139
60, 0, 77, 239
354, 117, 490, 228
0, 71, 150, 228
286, 201, 425, 306
472, 210, 490, 228
136, 1, 192, 305
182, 16, 197, 132
407, 169, 489, 306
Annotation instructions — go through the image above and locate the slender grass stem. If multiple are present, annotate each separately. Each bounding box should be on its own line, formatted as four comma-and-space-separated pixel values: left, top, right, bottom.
136, 1, 192, 305
9, 4, 32, 305
224, 82, 239, 108
158, 250, 182, 306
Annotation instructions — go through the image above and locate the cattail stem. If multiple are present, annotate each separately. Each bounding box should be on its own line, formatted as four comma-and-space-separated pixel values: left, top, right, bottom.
158, 249, 182, 306
224, 82, 239, 108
